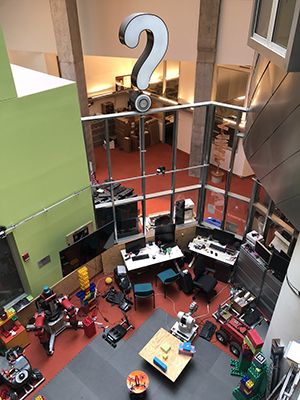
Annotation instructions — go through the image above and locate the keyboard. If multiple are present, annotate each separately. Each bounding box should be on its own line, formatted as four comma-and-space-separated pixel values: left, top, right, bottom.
132, 254, 150, 261
199, 320, 217, 341
210, 242, 226, 253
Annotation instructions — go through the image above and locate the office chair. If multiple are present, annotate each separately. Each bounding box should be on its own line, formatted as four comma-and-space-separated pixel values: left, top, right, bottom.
156, 268, 179, 298
133, 283, 155, 310
192, 256, 217, 303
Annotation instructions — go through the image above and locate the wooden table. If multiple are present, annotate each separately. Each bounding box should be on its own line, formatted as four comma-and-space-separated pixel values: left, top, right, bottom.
139, 328, 192, 382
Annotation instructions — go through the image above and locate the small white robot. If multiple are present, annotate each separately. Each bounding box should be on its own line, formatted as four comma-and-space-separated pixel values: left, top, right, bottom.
170, 302, 199, 342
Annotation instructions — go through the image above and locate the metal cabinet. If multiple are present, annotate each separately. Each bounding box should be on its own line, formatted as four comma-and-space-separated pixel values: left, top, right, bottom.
233, 244, 282, 320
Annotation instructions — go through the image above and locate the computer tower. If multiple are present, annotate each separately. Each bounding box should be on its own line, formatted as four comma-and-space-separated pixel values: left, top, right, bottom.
175, 200, 185, 225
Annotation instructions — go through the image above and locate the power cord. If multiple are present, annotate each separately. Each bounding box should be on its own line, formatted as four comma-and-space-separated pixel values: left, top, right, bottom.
286, 274, 300, 297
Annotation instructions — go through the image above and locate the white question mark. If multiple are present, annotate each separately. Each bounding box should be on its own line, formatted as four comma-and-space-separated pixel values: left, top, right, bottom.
119, 13, 169, 112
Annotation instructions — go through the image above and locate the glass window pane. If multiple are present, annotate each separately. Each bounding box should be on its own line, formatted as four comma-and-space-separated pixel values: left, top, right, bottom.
225, 197, 249, 236
252, 208, 266, 235
272, 0, 296, 47
0, 237, 24, 307
174, 190, 198, 224
255, 0, 273, 38
203, 190, 224, 228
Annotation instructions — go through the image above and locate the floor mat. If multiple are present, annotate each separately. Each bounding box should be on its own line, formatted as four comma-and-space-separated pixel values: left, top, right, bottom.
38, 308, 240, 400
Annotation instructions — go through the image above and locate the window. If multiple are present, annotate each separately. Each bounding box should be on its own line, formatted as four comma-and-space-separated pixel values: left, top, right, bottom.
0, 237, 24, 308
248, 0, 300, 71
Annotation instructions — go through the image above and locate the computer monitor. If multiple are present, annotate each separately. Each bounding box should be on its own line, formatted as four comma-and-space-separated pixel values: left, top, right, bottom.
254, 240, 272, 264
268, 250, 290, 282
125, 237, 146, 254
212, 229, 235, 245
196, 225, 213, 238
60, 222, 114, 277
155, 223, 176, 245
154, 214, 172, 226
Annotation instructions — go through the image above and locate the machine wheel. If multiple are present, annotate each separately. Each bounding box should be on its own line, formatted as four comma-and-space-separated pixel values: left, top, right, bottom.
216, 329, 229, 345
47, 350, 54, 356
229, 341, 242, 357
32, 368, 43, 380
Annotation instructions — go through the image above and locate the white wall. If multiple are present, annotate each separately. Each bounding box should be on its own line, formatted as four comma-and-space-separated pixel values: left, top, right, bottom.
84, 56, 135, 96
178, 61, 196, 103
0, 0, 56, 53
177, 110, 193, 154
9, 50, 48, 74
77, 0, 200, 60
263, 236, 300, 360
216, 0, 255, 66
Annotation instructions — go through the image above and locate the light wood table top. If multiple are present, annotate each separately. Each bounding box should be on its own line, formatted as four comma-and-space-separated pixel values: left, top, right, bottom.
139, 328, 192, 382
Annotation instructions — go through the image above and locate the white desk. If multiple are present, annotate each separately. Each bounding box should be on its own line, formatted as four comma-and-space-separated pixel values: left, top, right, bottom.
188, 236, 239, 282
121, 243, 183, 272
188, 237, 238, 266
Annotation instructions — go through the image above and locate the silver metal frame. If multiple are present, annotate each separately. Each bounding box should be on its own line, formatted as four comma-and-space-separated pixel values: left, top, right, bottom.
83, 100, 251, 242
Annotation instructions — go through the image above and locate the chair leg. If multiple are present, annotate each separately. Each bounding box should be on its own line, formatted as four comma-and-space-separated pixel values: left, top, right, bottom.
134, 296, 136, 311
152, 292, 155, 308
164, 285, 166, 299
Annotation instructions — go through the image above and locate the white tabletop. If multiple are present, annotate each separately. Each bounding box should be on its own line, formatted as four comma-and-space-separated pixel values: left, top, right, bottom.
188, 237, 238, 266
121, 243, 183, 272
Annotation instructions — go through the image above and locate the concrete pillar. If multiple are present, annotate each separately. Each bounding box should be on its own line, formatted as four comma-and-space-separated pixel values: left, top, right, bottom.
189, 0, 221, 175
49, 0, 95, 170
263, 235, 300, 358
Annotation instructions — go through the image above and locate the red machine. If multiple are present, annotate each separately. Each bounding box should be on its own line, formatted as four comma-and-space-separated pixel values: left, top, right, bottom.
215, 317, 249, 357
26, 287, 83, 356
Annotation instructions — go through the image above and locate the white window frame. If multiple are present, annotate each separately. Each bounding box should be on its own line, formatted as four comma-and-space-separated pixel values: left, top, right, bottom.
248, 0, 300, 71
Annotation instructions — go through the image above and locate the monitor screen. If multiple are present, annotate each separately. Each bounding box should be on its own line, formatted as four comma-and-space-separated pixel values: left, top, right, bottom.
255, 240, 272, 264
155, 223, 176, 245
154, 214, 172, 226
268, 250, 290, 282
125, 237, 146, 254
196, 225, 212, 238
212, 229, 235, 245
60, 222, 114, 277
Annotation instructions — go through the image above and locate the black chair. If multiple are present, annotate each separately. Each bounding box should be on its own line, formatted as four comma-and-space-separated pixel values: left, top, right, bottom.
192, 256, 217, 303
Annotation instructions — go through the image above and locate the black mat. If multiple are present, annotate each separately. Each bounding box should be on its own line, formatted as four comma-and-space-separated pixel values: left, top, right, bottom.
38, 309, 240, 399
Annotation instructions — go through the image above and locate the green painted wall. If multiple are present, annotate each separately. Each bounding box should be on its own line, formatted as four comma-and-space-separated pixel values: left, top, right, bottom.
0, 29, 16, 100
0, 31, 95, 297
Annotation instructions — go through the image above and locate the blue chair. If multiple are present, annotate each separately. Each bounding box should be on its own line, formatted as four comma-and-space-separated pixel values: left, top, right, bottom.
156, 268, 179, 298
133, 283, 155, 310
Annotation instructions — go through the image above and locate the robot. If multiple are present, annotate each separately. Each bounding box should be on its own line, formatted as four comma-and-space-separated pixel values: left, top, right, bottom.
170, 302, 199, 342
0, 346, 44, 400
26, 286, 83, 356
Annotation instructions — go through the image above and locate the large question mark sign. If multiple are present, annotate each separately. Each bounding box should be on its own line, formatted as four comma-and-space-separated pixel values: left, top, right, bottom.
119, 13, 169, 112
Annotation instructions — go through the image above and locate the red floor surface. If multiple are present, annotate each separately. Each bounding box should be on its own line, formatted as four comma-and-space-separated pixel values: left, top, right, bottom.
19, 267, 233, 398
1, 143, 253, 397
95, 143, 254, 235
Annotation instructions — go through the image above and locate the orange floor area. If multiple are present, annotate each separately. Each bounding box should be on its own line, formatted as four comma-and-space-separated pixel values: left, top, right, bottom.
95, 143, 254, 235
22, 266, 232, 397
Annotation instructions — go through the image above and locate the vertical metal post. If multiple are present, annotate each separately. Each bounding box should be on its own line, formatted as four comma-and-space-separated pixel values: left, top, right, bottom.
105, 120, 118, 242
244, 179, 260, 236
221, 111, 242, 230
170, 111, 178, 221
139, 115, 147, 236
262, 200, 274, 240
197, 105, 216, 222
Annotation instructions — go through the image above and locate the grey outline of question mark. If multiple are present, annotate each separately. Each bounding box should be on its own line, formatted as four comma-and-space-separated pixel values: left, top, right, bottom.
119, 13, 169, 112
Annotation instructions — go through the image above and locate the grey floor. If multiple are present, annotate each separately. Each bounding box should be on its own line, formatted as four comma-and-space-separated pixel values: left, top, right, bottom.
38, 309, 240, 400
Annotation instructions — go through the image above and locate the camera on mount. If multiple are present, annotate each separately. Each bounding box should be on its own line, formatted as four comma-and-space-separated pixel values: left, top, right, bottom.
129, 90, 152, 113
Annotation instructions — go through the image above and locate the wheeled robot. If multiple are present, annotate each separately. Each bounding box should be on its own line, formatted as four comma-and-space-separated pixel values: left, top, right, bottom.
0, 346, 44, 400
26, 286, 83, 355
171, 302, 199, 342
